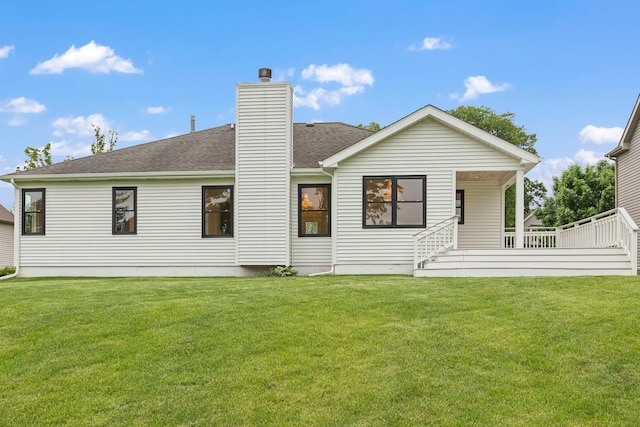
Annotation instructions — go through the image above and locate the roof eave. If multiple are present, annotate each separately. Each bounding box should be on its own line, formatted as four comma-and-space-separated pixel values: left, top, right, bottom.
1, 170, 235, 182
607, 94, 640, 159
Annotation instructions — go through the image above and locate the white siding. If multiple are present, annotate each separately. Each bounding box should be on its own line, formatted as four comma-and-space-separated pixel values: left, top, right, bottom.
616, 122, 640, 269
236, 82, 293, 265
0, 222, 13, 267
334, 117, 520, 267
18, 179, 236, 267
291, 176, 332, 267
457, 181, 502, 249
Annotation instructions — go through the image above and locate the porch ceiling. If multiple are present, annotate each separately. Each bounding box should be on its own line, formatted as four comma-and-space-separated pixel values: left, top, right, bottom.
456, 171, 511, 182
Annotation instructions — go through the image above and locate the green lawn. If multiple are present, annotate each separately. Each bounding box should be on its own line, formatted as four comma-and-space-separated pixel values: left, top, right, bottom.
1, 275, 639, 426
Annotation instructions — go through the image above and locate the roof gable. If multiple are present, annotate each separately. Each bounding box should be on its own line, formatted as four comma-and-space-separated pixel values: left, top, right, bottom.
320, 104, 541, 171
606, 93, 640, 159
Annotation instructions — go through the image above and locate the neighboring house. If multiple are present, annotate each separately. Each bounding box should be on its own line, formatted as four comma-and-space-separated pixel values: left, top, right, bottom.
524, 211, 543, 228
0, 203, 14, 267
1, 69, 635, 277
606, 94, 640, 270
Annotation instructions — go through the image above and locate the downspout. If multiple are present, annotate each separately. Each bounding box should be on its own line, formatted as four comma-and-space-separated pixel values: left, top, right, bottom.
1, 178, 19, 280
309, 165, 335, 276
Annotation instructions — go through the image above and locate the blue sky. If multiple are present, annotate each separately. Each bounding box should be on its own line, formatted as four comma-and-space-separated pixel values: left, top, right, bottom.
1, 0, 639, 210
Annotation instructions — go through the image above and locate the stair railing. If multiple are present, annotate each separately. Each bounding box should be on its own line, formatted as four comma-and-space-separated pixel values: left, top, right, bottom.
414, 215, 458, 269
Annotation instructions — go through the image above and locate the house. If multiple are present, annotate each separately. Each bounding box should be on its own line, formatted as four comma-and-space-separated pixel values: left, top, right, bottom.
0, 203, 14, 267
1, 69, 636, 277
524, 211, 543, 229
606, 94, 640, 270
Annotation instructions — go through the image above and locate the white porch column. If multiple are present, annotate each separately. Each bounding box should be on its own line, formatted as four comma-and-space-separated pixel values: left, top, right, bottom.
515, 169, 525, 248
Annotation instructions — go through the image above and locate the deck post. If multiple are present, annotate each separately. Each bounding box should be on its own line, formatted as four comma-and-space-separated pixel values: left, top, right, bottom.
515, 169, 525, 248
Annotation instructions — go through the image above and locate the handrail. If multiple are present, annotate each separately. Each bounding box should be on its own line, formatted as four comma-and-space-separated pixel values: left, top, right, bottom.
616, 207, 638, 272
413, 215, 459, 237
555, 208, 618, 231
414, 215, 458, 268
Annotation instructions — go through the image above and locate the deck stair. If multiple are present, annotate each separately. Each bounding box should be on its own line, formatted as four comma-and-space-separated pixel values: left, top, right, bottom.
414, 247, 634, 277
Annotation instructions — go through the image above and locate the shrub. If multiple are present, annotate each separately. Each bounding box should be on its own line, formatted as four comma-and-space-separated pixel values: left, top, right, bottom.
260, 265, 298, 277
0, 266, 16, 277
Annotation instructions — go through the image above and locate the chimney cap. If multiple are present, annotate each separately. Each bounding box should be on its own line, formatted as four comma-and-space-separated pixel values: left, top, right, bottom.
258, 68, 272, 82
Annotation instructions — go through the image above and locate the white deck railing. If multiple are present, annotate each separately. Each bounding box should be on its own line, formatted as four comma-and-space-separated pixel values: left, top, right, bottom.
504, 208, 638, 271
416, 209, 637, 271
414, 216, 458, 268
504, 227, 556, 248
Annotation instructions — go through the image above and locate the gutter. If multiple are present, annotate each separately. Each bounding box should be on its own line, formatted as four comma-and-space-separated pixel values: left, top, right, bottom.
308, 166, 336, 276
1, 179, 19, 280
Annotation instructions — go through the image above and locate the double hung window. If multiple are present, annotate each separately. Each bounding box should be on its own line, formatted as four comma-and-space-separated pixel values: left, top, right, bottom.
203, 186, 233, 237
22, 189, 45, 235
299, 185, 330, 237
113, 187, 137, 234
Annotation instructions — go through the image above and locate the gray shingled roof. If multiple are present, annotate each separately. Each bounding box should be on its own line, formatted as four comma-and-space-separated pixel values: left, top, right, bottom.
3, 123, 374, 177
0, 203, 13, 224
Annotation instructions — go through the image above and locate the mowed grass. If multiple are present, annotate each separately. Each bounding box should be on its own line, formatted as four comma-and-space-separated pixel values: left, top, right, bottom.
1, 275, 639, 426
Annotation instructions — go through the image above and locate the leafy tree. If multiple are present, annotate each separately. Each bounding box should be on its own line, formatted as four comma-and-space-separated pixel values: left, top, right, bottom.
18, 143, 52, 170
447, 106, 538, 155
357, 122, 382, 132
447, 106, 545, 227
535, 160, 615, 227
91, 124, 118, 154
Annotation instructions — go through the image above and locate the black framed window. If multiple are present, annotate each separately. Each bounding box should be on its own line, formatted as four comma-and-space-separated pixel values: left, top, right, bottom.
363, 176, 426, 228
299, 184, 330, 237
22, 188, 45, 235
113, 187, 137, 234
456, 190, 465, 224
203, 186, 233, 237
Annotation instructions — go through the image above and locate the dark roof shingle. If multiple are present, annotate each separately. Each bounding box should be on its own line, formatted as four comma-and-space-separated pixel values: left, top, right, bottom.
4, 123, 373, 177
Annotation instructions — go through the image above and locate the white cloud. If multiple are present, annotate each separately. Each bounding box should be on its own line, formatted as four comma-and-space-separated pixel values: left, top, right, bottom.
0, 97, 46, 113
30, 41, 142, 75
7, 116, 26, 126
146, 106, 168, 114
0, 45, 14, 58
295, 63, 374, 110
578, 125, 623, 144
120, 130, 151, 142
52, 113, 109, 137
574, 149, 604, 165
301, 63, 374, 86
451, 76, 509, 102
409, 37, 452, 51
50, 140, 92, 158
274, 68, 296, 81
294, 85, 367, 110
